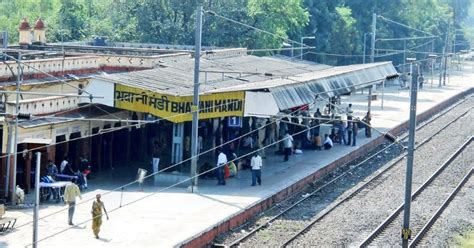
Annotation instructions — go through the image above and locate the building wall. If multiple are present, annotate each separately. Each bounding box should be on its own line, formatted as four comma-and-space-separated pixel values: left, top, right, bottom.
6, 96, 80, 116
0, 56, 100, 82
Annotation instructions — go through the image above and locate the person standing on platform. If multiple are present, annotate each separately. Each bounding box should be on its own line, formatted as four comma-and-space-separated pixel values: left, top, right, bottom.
152, 141, 160, 176
91, 194, 109, 239
60, 157, 68, 174
347, 122, 353, 146
251, 151, 263, 186
346, 103, 354, 121
352, 119, 359, 146
64, 182, 82, 225
418, 73, 424, 90
283, 132, 293, 162
216, 149, 227, 185
313, 108, 322, 137
337, 121, 347, 145
362, 111, 372, 138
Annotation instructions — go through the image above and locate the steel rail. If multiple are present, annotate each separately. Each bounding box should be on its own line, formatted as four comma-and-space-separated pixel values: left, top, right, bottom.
279, 104, 472, 247
225, 95, 472, 247
409, 167, 473, 247
359, 137, 473, 247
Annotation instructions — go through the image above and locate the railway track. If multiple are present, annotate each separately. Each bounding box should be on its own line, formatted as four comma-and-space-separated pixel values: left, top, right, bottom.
218, 95, 473, 247
358, 137, 473, 247
409, 167, 473, 247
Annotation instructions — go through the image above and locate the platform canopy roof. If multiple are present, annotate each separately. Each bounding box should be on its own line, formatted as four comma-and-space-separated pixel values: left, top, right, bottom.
94, 54, 396, 112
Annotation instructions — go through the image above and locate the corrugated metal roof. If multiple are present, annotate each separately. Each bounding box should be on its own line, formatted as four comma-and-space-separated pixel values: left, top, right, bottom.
18, 104, 124, 128
93, 55, 397, 111
94, 55, 332, 96
268, 62, 397, 110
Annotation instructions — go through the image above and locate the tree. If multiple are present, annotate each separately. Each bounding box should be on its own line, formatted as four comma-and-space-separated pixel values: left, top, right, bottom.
53, 0, 87, 41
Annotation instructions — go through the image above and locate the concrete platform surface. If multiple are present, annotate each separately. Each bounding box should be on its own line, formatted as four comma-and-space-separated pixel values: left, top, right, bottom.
2, 68, 473, 248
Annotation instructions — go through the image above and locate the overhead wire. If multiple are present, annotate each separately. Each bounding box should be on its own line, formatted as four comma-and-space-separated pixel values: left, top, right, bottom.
377, 15, 438, 37
306, 51, 366, 58
205, 10, 310, 48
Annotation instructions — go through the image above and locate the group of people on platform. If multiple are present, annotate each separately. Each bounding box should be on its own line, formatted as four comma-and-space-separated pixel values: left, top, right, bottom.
214, 148, 263, 187
44, 156, 92, 192
209, 102, 372, 187
281, 103, 372, 155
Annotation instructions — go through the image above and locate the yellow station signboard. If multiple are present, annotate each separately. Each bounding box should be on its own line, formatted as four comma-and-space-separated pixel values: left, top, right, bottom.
114, 84, 245, 123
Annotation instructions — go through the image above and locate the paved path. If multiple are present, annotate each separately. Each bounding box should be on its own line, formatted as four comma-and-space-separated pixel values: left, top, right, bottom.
2, 68, 473, 248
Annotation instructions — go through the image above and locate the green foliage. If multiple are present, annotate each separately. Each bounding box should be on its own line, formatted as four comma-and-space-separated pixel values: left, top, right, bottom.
0, 0, 471, 65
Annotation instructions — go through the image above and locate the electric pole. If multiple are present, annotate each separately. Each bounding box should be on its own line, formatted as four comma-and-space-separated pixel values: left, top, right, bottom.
371, 13, 376, 63
190, 3, 203, 192
401, 63, 419, 248
11, 52, 21, 204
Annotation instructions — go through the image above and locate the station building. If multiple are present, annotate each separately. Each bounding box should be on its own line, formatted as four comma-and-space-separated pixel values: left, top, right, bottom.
0, 18, 397, 198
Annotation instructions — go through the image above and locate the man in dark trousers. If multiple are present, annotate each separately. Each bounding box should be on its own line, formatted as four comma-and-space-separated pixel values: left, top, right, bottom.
352, 119, 359, 146
250, 150, 263, 186
347, 121, 352, 146
216, 148, 227, 185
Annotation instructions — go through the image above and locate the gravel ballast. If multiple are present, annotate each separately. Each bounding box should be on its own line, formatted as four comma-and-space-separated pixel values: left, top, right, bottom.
216, 96, 474, 247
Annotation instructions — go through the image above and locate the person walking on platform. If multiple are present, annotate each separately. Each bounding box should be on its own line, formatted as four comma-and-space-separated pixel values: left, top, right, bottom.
64, 182, 82, 225
352, 119, 359, 146
283, 132, 293, 162
346, 103, 354, 121
362, 111, 372, 138
251, 151, 263, 186
91, 194, 109, 239
216, 149, 227, 185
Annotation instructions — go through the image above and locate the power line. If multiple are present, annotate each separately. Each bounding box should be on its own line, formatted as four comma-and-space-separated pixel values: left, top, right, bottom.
377, 15, 438, 37
376, 36, 437, 42
205, 10, 310, 48
306, 51, 366, 58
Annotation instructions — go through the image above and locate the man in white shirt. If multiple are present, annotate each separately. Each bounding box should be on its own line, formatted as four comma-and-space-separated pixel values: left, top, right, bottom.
283, 132, 293, 162
216, 149, 227, 185
323, 134, 333, 150
346, 103, 354, 121
251, 151, 263, 186
60, 157, 68, 173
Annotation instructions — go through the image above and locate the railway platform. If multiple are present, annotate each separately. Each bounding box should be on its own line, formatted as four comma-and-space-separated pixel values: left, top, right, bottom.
2, 70, 473, 248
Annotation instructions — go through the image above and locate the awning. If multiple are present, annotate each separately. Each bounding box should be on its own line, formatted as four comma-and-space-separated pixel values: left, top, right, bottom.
244, 91, 280, 118
19, 138, 52, 145
269, 62, 397, 110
